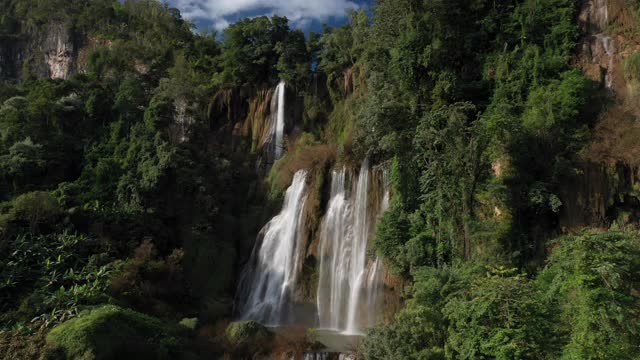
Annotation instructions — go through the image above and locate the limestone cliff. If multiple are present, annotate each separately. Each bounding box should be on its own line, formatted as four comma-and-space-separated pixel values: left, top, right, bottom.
561, 0, 640, 229
0, 22, 77, 81
42, 23, 77, 80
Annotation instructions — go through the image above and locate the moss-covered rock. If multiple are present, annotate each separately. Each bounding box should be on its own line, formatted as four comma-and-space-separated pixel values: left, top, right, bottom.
225, 320, 272, 346
46, 305, 181, 360
179, 317, 198, 330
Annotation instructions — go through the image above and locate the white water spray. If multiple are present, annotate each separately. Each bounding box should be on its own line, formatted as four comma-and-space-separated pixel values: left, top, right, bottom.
269, 80, 286, 160
594, 0, 609, 30
601, 35, 615, 89
236, 170, 308, 325
344, 162, 371, 333
317, 162, 388, 334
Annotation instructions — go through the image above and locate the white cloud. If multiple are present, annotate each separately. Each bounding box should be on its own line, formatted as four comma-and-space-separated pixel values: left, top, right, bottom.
169, 0, 360, 30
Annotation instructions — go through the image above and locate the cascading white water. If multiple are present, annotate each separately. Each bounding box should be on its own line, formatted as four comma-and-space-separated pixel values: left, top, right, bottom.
594, 0, 609, 29
317, 169, 351, 331
344, 162, 371, 333
301, 354, 329, 360
236, 170, 308, 325
317, 162, 388, 335
276, 80, 286, 159
267, 80, 286, 161
601, 35, 615, 89
586, 0, 615, 91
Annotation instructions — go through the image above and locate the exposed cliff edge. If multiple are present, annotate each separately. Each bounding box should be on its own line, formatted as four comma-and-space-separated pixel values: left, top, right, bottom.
41, 22, 77, 80
0, 22, 77, 80
560, 0, 640, 229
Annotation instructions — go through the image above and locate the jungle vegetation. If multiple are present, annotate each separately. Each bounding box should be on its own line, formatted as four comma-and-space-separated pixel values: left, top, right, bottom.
0, 0, 639, 359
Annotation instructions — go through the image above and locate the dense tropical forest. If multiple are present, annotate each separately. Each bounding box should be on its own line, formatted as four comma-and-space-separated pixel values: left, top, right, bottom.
0, 0, 639, 359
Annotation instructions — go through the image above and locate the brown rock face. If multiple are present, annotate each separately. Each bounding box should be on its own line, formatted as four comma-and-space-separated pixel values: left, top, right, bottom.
561, 0, 640, 229
577, 0, 640, 156
577, 0, 640, 95
578, 0, 616, 93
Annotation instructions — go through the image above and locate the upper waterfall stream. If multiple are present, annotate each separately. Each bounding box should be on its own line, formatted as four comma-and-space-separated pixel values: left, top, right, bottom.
269, 80, 286, 161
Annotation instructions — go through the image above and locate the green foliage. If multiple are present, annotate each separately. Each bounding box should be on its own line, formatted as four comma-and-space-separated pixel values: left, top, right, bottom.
413, 103, 485, 261
373, 205, 413, 275
444, 267, 558, 359
356, 0, 589, 273
179, 317, 198, 330
364, 231, 640, 359
318, 10, 369, 97
364, 305, 446, 360
0, 191, 61, 232
225, 320, 272, 346
355, 73, 415, 158
625, 51, 640, 81
522, 70, 590, 136
0, 138, 46, 194
363, 264, 481, 360
46, 305, 181, 360
216, 16, 311, 87
276, 29, 311, 87
0, 230, 112, 328
537, 231, 640, 359
624, 51, 640, 95
0, 0, 636, 358
0, 97, 29, 149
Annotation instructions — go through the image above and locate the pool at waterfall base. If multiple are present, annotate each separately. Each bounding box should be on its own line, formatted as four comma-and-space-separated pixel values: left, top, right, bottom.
270, 326, 363, 353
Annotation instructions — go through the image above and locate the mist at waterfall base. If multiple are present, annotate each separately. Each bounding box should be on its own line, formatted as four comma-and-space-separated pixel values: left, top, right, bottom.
235, 163, 390, 347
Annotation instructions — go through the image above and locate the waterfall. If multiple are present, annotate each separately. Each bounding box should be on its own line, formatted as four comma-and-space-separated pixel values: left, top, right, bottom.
585, 0, 615, 91
601, 35, 615, 89
317, 162, 388, 335
301, 354, 330, 360
236, 170, 308, 325
268, 80, 286, 161
317, 169, 351, 331
344, 163, 371, 333
594, 0, 609, 30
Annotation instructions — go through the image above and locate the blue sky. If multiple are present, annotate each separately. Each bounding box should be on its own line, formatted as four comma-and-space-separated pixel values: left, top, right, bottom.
166, 0, 373, 34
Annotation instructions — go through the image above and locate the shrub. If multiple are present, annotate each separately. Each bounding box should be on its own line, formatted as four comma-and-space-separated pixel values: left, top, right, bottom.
107, 241, 186, 317
225, 320, 272, 346
46, 305, 181, 360
624, 51, 640, 95
362, 264, 481, 360
444, 267, 558, 359
179, 317, 198, 330
268, 133, 336, 199
10, 191, 61, 231
537, 231, 640, 359
0, 229, 114, 330
0, 191, 61, 234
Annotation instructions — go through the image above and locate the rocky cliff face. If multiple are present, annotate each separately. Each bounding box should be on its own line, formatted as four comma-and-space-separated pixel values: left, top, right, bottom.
577, 0, 639, 97
0, 22, 77, 81
561, 0, 640, 229
0, 40, 19, 80
42, 23, 76, 80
